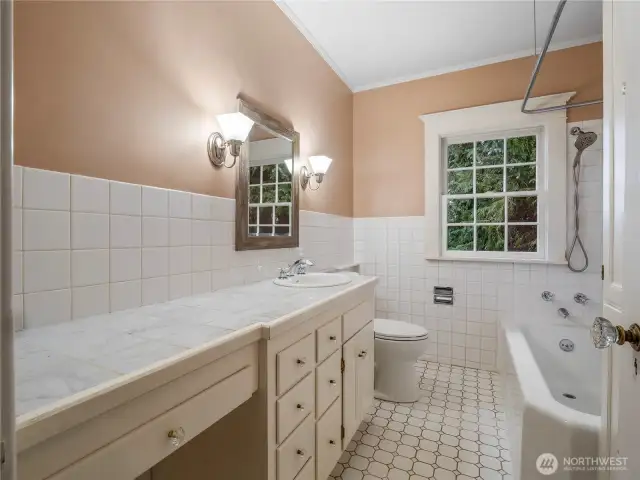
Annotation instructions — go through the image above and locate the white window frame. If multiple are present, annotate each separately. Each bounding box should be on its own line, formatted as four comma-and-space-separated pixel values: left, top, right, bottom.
420, 93, 573, 263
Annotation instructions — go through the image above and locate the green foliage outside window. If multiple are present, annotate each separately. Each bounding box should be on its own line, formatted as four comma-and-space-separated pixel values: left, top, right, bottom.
445, 135, 538, 253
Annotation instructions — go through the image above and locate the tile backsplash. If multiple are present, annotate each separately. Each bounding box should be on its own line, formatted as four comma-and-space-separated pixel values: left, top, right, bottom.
355, 120, 604, 372
12, 167, 353, 330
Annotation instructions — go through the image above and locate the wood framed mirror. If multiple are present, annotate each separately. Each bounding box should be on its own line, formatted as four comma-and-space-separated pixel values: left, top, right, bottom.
235, 97, 300, 251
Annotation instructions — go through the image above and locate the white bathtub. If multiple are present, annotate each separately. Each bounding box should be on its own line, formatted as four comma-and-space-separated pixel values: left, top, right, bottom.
499, 324, 601, 479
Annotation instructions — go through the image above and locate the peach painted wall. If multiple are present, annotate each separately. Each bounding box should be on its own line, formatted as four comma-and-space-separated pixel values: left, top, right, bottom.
353, 42, 603, 218
14, 1, 353, 217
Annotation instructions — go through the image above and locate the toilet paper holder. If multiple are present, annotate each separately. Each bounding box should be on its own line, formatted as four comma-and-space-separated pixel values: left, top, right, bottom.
433, 286, 454, 305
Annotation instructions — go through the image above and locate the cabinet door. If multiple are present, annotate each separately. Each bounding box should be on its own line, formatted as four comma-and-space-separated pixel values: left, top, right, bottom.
342, 321, 374, 448
356, 321, 374, 419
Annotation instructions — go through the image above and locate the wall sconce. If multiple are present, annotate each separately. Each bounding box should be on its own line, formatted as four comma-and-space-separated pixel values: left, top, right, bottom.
300, 156, 332, 191
207, 112, 255, 168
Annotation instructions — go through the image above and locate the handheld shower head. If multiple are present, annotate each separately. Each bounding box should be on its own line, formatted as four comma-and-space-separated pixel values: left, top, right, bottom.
570, 127, 598, 152
566, 126, 599, 272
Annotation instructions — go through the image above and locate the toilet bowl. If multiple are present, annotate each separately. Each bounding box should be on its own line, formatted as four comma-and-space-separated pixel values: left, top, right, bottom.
374, 318, 429, 403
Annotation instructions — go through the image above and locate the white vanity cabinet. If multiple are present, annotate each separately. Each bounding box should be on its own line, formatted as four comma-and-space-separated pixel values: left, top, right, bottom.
267, 299, 375, 480
16, 277, 377, 480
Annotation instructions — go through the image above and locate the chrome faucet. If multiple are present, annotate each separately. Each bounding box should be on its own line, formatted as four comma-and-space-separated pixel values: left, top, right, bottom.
279, 258, 315, 279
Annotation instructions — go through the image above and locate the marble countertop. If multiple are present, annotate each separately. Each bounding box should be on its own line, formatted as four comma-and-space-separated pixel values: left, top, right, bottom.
15, 273, 376, 423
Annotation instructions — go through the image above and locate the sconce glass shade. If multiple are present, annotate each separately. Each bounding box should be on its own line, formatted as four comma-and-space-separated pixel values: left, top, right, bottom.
284, 159, 293, 174
215, 112, 255, 142
309, 155, 333, 175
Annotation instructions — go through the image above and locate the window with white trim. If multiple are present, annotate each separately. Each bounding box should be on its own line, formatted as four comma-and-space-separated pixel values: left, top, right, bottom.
420, 94, 571, 263
444, 129, 541, 255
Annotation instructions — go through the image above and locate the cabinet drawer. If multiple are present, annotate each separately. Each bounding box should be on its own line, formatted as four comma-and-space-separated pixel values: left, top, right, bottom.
277, 373, 315, 444
316, 349, 342, 419
277, 334, 315, 395
293, 457, 314, 480
343, 301, 374, 342
316, 398, 342, 480
277, 415, 315, 480
316, 316, 342, 362
49, 365, 255, 480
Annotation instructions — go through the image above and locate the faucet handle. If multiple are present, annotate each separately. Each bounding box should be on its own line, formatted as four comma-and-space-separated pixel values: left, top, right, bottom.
278, 267, 289, 280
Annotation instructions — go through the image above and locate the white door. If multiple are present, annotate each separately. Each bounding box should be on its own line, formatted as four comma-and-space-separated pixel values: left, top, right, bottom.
600, 1, 640, 479
0, 1, 16, 479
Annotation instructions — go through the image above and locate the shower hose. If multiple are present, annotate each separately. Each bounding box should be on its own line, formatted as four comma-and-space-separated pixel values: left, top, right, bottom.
566, 149, 589, 272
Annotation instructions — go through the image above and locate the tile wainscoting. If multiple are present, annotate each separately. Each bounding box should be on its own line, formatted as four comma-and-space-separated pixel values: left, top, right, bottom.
355, 120, 604, 371
12, 167, 353, 330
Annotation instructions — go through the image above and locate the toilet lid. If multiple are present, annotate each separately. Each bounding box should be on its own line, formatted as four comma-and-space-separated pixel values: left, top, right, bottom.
374, 318, 429, 341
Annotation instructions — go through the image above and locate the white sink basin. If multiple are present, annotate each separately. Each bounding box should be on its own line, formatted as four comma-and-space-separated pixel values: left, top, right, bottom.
273, 273, 353, 288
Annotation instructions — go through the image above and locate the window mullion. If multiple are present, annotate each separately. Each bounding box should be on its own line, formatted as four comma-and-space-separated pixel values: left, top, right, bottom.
473, 141, 477, 252
503, 138, 508, 252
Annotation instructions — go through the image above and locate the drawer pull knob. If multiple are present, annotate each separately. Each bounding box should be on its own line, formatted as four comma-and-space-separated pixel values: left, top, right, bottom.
296, 449, 306, 457
329, 335, 337, 341
168, 427, 186, 447
329, 440, 336, 445
329, 379, 337, 386
296, 403, 305, 411
296, 358, 306, 366
358, 350, 368, 359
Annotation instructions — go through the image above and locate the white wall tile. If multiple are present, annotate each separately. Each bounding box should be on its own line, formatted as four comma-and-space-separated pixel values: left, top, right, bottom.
23, 210, 70, 250
23, 251, 70, 293
110, 215, 141, 248
192, 194, 212, 220
169, 274, 191, 300
192, 246, 211, 272
142, 277, 169, 306
169, 246, 191, 275
71, 213, 109, 249
110, 181, 141, 216
71, 175, 109, 213
192, 271, 211, 294
142, 186, 168, 217
23, 168, 70, 211
24, 289, 71, 327
169, 218, 191, 246
110, 281, 141, 312
142, 217, 169, 247
13, 166, 22, 207
142, 247, 169, 279
211, 197, 234, 222
191, 220, 211, 246
13, 252, 22, 294
169, 190, 191, 218
71, 250, 109, 287
72, 284, 110, 319
110, 248, 142, 282
15, 166, 353, 328
13, 208, 22, 251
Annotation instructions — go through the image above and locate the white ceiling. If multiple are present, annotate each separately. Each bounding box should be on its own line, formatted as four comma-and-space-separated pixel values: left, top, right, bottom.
278, 0, 602, 92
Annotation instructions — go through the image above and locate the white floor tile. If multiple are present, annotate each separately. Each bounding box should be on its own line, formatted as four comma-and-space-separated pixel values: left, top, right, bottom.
329, 361, 510, 480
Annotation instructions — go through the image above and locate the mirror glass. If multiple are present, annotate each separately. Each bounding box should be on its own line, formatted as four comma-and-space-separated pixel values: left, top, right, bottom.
247, 125, 294, 237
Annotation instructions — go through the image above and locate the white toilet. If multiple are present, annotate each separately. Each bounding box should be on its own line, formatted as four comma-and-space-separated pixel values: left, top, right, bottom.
373, 318, 429, 403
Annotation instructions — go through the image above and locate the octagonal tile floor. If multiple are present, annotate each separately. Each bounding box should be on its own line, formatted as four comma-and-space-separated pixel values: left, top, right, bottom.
328, 361, 512, 480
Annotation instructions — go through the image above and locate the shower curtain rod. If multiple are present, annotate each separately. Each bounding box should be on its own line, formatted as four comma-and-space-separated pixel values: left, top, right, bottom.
521, 0, 603, 114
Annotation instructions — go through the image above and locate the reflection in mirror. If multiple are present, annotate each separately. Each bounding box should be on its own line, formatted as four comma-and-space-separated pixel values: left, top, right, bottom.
246, 125, 294, 238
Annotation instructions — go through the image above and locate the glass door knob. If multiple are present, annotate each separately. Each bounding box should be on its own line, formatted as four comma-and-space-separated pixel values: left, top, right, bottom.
592, 317, 640, 351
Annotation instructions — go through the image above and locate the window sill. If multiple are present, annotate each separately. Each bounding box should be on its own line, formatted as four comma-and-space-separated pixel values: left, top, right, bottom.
425, 255, 568, 265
